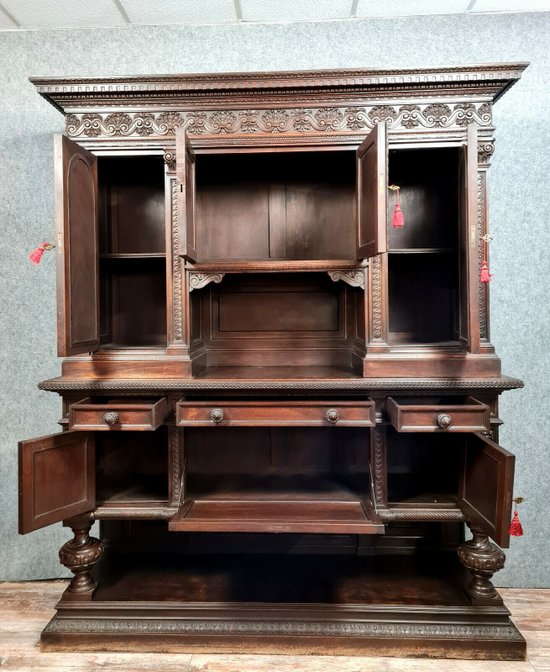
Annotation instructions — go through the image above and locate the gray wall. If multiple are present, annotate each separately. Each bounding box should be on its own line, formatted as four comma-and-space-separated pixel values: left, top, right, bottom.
1, 12, 548, 585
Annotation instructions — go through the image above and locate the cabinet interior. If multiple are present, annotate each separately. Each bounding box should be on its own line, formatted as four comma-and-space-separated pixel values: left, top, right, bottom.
95, 427, 168, 504
388, 147, 460, 345
175, 426, 377, 533
98, 155, 167, 348
195, 150, 356, 262
386, 428, 461, 505
190, 272, 363, 373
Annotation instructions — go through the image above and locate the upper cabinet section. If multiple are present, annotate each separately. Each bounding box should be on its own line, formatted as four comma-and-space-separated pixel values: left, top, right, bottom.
55, 138, 168, 353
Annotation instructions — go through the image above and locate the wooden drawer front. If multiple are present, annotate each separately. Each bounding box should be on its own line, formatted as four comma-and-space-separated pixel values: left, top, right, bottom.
69, 398, 168, 431
387, 396, 490, 433
176, 401, 375, 427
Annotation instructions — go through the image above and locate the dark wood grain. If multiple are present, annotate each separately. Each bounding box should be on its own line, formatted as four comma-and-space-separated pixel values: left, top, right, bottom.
55, 135, 100, 356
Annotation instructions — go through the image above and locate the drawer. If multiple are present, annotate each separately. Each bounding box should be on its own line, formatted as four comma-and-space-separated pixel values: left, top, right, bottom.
68, 397, 168, 431
176, 401, 375, 427
386, 396, 490, 433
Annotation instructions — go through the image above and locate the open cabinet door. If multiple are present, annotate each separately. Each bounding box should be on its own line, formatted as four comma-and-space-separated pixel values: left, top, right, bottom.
19, 431, 95, 534
458, 123, 480, 352
176, 128, 197, 262
55, 135, 100, 356
356, 122, 388, 259
458, 433, 515, 548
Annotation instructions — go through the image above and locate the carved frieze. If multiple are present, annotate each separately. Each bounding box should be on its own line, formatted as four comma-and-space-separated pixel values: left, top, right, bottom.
44, 616, 521, 640
64, 103, 493, 140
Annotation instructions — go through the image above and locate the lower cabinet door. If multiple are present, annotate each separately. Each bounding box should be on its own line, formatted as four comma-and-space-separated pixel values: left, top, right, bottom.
19, 431, 95, 534
458, 433, 515, 548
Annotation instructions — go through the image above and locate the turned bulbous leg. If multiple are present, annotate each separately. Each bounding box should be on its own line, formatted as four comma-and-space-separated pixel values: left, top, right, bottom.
457, 527, 505, 600
59, 514, 104, 595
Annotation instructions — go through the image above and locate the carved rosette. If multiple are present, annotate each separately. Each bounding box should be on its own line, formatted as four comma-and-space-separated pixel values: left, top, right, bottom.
188, 272, 225, 291
59, 515, 104, 595
458, 530, 505, 600
64, 103, 493, 140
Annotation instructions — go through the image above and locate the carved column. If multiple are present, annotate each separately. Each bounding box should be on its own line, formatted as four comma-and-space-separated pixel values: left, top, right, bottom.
457, 526, 505, 600
59, 514, 104, 597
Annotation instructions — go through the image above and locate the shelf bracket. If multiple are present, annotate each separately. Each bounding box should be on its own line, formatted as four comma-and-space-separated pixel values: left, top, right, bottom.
327, 268, 366, 290
188, 272, 225, 291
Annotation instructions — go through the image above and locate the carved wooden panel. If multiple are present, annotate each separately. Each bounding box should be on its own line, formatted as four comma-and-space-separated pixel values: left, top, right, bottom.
357, 122, 388, 259
55, 135, 100, 356
458, 434, 515, 548
19, 431, 95, 534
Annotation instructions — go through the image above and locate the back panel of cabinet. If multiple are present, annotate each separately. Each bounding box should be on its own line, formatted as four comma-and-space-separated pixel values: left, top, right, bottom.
195, 151, 356, 261
191, 272, 361, 369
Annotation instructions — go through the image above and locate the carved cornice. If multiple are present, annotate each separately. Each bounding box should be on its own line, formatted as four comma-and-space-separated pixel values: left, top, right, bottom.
63, 103, 493, 142
31, 63, 527, 114
38, 376, 525, 393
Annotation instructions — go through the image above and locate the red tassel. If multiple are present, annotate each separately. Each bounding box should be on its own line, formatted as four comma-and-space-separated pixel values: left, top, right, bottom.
392, 189, 404, 228
29, 242, 54, 265
480, 260, 492, 283
508, 510, 524, 537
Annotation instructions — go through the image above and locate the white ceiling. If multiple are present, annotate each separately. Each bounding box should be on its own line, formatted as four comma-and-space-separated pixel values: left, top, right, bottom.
0, 0, 548, 31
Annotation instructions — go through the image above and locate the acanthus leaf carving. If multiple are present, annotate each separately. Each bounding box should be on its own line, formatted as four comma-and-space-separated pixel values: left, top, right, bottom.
64, 103, 493, 140
328, 269, 365, 289
188, 272, 225, 291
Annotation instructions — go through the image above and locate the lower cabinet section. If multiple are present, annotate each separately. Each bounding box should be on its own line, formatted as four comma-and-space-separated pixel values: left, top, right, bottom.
18, 392, 522, 658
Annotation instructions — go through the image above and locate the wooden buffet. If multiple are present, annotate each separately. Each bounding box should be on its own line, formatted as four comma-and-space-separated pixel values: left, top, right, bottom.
19, 63, 527, 658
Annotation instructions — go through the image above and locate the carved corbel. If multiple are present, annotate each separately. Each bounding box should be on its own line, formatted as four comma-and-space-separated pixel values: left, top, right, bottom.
327, 269, 366, 290
478, 140, 495, 166
163, 149, 176, 172
188, 272, 225, 291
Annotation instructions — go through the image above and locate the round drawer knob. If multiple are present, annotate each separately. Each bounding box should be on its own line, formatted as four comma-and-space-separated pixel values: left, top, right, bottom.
210, 408, 225, 424
102, 411, 119, 426
436, 413, 453, 429
326, 409, 340, 424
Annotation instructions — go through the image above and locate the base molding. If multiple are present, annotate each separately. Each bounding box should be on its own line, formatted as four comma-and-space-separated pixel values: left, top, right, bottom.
41, 602, 526, 659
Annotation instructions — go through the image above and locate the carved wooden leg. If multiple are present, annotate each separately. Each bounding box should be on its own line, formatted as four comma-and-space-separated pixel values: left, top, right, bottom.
457, 527, 505, 600
59, 514, 104, 596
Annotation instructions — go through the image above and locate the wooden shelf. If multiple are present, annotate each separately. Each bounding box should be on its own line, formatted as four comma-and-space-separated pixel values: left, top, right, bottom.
94, 552, 469, 606
169, 474, 383, 534
187, 259, 363, 273
389, 248, 454, 254
100, 253, 166, 259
